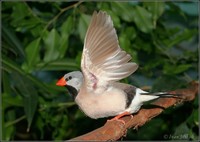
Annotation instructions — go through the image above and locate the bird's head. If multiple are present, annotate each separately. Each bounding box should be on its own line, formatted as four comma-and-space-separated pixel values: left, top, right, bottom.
56, 71, 83, 98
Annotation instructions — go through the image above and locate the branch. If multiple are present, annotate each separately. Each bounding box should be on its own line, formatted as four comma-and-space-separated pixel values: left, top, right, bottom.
69, 81, 199, 141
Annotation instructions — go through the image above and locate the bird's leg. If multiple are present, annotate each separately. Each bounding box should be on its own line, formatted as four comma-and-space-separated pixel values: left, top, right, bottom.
107, 111, 132, 124
112, 111, 132, 120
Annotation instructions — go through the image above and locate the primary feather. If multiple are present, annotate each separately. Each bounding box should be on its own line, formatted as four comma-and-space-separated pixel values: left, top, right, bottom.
81, 11, 138, 89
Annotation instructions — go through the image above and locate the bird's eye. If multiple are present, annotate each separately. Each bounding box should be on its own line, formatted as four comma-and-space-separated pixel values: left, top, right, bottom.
68, 76, 72, 80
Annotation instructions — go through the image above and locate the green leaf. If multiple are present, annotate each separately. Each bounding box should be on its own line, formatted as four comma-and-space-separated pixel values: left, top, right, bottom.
75, 51, 82, 66
111, 2, 135, 22
58, 35, 68, 59
24, 38, 41, 70
3, 94, 23, 108
152, 75, 188, 92
36, 58, 79, 71
10, 3, 29, 27
3, 124, 15, 141
59, 16, 73, 58
167, 2, 187, 21
125, 27, 137, 40
78, 13, 91, 42
132, 5, 154, 33
60, 16, 73, 37
35, 115, 45, 139
186, 106, 198, 128
119, 34, 131, 51
2, 71, 12, 96
2, 22, 25, 58
2, 55, 52, 94
108, 3, 152, 32
163, 29, 198, 48
2, 55, 24, 74
10, 2, 44, 35
3, 109, 16, 141
164, 64, 192, 75
43, 29, 60, 62
143, 1, 165, 28
11, 72, 38, 131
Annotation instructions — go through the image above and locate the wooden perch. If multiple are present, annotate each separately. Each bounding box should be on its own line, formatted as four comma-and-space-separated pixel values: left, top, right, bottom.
69, 81, 199, 141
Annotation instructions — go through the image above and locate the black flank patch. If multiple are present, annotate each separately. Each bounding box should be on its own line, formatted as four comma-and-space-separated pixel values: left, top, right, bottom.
124, 86, 136, 108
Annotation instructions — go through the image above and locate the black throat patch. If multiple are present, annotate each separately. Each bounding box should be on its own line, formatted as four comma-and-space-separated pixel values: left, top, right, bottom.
65, 85, 78, 100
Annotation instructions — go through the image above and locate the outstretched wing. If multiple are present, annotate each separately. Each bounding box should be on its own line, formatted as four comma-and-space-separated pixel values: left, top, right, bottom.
81, 11, 138, 89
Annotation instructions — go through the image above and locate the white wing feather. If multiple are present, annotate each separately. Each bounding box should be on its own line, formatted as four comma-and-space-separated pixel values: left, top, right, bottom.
81, 11, 138, 88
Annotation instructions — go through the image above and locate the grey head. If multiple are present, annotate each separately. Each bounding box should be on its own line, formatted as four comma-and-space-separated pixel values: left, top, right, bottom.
63, 71, 83, 98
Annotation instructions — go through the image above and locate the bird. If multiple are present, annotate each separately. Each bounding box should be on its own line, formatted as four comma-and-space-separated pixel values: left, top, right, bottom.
56, 11, 178, 121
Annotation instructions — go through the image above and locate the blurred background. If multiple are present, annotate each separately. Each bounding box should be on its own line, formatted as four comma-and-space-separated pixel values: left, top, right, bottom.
1, 1, 198, 141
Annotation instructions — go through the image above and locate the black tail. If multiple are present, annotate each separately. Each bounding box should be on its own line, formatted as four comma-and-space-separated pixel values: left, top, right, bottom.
140, 92, 182, 98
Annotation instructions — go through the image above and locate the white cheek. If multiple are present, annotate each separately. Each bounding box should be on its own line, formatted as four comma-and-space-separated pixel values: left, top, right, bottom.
75, 81, 79, 86
69, 80, 80, 89
75, 81, 82, 89
71, 79, 77, 86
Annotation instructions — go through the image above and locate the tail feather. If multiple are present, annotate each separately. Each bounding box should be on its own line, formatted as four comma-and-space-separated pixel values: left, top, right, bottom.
140, 92, 181, 98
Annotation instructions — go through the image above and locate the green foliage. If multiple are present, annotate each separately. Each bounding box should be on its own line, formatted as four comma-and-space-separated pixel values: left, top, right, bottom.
22, 38, 41, 72
1, 1, 198, 141
78, 13, 91, 42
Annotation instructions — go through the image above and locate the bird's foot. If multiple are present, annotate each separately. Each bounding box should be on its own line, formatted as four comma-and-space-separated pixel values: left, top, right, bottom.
107, 111, 132, 125
107, 117, 126, 125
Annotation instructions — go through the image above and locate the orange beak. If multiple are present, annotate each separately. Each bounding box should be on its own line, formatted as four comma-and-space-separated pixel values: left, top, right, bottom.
56, 77, 67, 86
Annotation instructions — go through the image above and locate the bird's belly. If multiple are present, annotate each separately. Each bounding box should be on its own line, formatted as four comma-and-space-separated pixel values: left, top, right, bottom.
75, 88, 126, 119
